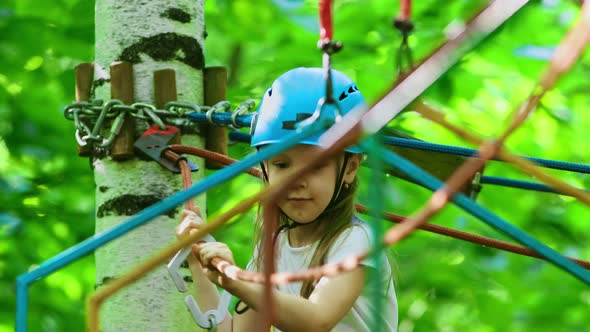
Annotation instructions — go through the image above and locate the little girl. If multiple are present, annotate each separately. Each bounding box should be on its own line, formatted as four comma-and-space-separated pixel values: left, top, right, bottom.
178, 67, 398, 331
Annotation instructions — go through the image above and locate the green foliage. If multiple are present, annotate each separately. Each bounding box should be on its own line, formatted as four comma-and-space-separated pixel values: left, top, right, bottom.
1, 0, 589, 331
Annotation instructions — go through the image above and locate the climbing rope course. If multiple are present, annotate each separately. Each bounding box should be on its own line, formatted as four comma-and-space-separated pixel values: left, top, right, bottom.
14, 0, 590, 331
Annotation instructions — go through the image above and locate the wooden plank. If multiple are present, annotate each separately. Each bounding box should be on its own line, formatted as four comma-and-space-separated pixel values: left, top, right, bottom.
203, 66, 228, 169
74, 62, 94, 157
110, 61, 135, 160
153, 69, 181, 145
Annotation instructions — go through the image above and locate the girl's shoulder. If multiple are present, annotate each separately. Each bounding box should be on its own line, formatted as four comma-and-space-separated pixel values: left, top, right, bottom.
345, 215, 374, 243
326, 216, 374, 263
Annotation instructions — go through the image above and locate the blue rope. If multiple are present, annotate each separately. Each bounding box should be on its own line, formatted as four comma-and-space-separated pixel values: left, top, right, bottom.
188, 112, 254, 128
229, 130, 252, 143
15, 120, 327, 332
370, 142, 590, 285
381, 136, 590, 174
481, 176, 589, 195
228, 131, 590, 174
229, 130, 588, 195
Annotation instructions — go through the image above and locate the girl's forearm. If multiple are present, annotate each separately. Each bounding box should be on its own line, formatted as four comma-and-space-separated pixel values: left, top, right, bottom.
224, 279, 331, 332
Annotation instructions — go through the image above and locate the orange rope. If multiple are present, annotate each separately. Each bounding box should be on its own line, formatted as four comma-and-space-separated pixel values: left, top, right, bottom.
166, 145, 590, 282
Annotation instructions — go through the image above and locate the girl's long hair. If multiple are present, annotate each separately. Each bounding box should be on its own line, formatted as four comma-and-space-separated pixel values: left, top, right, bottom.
252, 176, 359, 299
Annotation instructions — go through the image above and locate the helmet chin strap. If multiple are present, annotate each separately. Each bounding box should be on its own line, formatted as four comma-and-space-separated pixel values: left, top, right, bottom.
330, 153, 350, 206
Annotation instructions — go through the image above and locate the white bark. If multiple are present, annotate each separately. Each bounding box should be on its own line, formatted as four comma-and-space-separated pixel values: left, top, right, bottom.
94, 1, 206, 331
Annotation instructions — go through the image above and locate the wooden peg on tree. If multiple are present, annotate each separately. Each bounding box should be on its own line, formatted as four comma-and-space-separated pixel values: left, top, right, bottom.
203, 66, 228, 169
154, 69, 180, 145
110, 61, 135, 160
74, 62, 94, 157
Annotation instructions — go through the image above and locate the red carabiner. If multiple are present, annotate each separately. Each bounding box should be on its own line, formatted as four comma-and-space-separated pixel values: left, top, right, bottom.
319, 0, 334, 43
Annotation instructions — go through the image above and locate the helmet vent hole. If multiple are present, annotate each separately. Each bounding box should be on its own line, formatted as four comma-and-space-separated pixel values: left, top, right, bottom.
338, 91, 348, 101
268, 88, 273, 97
339, 84, 359, 101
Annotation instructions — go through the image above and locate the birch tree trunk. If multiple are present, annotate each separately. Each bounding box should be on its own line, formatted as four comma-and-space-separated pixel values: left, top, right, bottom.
93, 1, 206, 330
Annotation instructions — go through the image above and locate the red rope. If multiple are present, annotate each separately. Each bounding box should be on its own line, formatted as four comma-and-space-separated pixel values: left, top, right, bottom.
164, 149, 195, 211
399, 0, 411, 21
319, 0, 334, 43
261, 201, 279, 329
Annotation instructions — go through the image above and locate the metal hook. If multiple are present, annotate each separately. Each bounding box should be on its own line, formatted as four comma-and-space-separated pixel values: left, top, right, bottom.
185, 290, 231, 330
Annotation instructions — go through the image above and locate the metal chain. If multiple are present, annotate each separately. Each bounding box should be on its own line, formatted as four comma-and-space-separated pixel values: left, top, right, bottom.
64, 99, 254, 150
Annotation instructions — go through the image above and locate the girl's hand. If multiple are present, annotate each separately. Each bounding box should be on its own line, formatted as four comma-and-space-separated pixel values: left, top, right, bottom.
175, 208, 204, 241
176, 208, 209, 270
194, 242, 235, 287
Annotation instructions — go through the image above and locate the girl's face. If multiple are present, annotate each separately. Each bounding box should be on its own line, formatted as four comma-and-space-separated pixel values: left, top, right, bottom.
265, 145, 359, 224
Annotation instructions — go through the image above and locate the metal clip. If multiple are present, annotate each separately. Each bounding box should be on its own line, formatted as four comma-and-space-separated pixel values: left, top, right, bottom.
185, 291, 231, 330
167, 236, 214, 292
168, 213, 228, 330
167, 247, 193, 293
231, 99, 256, 128
167, 214, 215, 292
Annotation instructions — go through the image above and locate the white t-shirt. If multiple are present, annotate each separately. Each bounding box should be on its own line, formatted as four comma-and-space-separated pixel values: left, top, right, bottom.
248, 217, 398, 331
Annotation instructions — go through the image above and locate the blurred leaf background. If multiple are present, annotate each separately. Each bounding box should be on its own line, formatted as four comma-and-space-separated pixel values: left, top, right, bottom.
1, 0, 589, 331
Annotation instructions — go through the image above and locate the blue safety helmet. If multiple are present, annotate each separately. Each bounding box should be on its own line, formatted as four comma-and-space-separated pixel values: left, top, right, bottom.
250, 67, 365, 153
